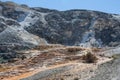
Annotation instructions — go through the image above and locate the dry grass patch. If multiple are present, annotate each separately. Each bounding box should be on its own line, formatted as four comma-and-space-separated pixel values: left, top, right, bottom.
0, 65, 11, 72
92, 48, 101, 52
32, 44, 64, 50
67, 47, 83, 52
65, 56, 80, 61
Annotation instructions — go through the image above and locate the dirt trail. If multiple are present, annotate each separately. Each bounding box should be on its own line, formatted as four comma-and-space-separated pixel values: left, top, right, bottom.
7, 62, 78, 80
1, 46, 112, 80
6, 57, 111, 80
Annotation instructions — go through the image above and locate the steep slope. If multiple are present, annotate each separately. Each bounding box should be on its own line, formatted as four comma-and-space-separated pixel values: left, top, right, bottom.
25, 9, 120, 47
0, 1, 120, 48
0, 1, 47, 49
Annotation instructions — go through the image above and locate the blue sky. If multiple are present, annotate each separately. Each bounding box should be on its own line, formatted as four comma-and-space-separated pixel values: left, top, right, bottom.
2, 0, 120, 14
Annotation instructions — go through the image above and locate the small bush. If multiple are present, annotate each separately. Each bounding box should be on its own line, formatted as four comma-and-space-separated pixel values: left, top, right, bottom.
82, 52, 98, 63
74, 77, 79, 80
60, 78, 64, 80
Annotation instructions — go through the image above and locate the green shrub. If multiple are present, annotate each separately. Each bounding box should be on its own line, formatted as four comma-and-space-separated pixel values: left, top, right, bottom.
82, 52, 98, 63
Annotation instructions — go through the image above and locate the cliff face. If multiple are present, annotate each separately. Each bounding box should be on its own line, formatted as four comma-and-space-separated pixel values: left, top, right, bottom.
0, 1, 120, 48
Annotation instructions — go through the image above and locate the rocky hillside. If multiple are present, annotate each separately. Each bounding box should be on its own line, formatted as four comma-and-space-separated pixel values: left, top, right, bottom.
0, 1, 120, 48
0, 1, 47, 51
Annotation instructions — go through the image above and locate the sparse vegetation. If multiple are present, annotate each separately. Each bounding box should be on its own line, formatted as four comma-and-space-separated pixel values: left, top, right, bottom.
0, 65, 10, 72
74, 77, 79, 80
65, 56, 80, 61
32, 44, 64, 50
67, 47, 83, 54
92, 48, 101, 52
0, 57, 7, 63
112, 54, 120, 59
50, 78, 64, 80
60, 78, 64, 80
81, 51, 98, 63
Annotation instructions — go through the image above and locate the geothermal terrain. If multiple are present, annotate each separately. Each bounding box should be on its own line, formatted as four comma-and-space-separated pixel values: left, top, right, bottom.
0, 1, 120, 80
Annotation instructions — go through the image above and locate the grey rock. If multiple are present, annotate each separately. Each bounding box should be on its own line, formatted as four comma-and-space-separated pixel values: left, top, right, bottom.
0, 1, 120, 49
89, 58, 120, 80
